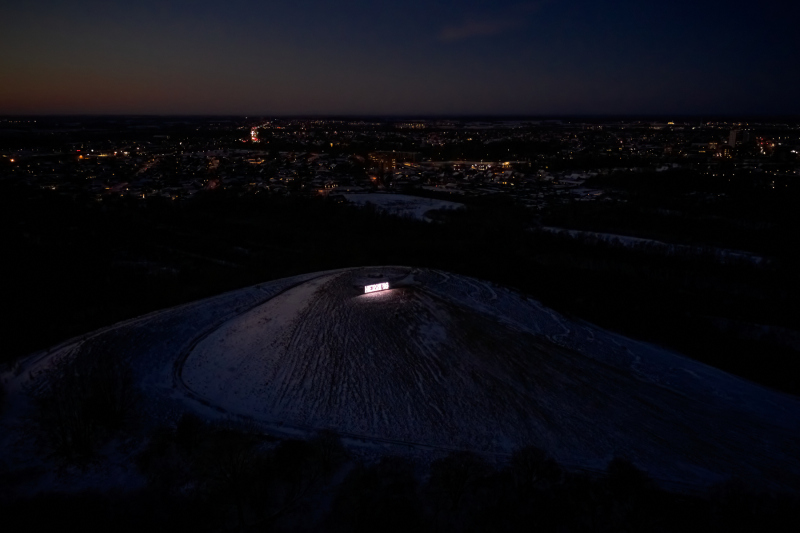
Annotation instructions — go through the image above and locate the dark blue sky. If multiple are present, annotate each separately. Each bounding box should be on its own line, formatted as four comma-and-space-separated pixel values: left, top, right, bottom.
1, 0, 797, 115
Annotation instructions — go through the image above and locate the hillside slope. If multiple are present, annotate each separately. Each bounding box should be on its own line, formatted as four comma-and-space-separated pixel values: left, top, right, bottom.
3, 266, 799, 492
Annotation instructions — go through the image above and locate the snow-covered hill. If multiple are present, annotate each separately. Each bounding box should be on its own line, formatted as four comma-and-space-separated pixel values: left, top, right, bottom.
3, 266, 799, 492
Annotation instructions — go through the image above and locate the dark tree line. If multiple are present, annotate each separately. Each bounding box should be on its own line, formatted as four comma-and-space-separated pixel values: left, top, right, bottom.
32, 347, 137, 459
4, 416, 798, 533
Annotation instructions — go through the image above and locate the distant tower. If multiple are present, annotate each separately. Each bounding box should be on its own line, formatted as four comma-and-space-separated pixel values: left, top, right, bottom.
728, 130, 739, 147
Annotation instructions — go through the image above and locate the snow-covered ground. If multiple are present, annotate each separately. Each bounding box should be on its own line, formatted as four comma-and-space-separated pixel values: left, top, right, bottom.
341, 193, 464, 221
2, 267, 799, 494
540, 226, 768, 264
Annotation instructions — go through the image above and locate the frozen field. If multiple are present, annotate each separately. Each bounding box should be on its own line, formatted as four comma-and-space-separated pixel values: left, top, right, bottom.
341, 193, 464, 221
3, 266, 799, 492
540, 226, 767, 264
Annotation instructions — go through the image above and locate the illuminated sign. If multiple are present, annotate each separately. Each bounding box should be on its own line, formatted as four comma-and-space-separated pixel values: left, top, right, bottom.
364, 282, 389, 294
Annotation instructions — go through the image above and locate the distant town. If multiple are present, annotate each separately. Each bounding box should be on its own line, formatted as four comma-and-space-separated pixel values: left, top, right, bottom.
2, 116, 798, 209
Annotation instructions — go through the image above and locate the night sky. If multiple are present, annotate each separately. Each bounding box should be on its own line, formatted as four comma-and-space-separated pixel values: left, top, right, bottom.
2, 0, 797, 115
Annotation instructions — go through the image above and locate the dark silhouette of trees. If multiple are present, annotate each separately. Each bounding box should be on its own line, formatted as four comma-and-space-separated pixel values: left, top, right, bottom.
0, 379, 6, 414
137, 422, 347, 530
6, 427, 800, 533
424, 451, 494, 531
33, 348, 137, 459
604, 457, 660, 532
508, 445, 562, 491
328, 456, 423, 533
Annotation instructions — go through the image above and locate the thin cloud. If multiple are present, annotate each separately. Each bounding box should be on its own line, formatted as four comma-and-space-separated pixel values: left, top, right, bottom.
438, 19, 522, 42
437, 1, 552, 43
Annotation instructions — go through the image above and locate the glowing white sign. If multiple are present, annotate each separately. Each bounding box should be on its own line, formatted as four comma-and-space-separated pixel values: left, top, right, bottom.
364, 282, 389, 294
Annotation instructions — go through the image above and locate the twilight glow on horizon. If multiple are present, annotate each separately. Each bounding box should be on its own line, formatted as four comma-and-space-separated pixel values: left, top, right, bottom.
1, 0, 797, 116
